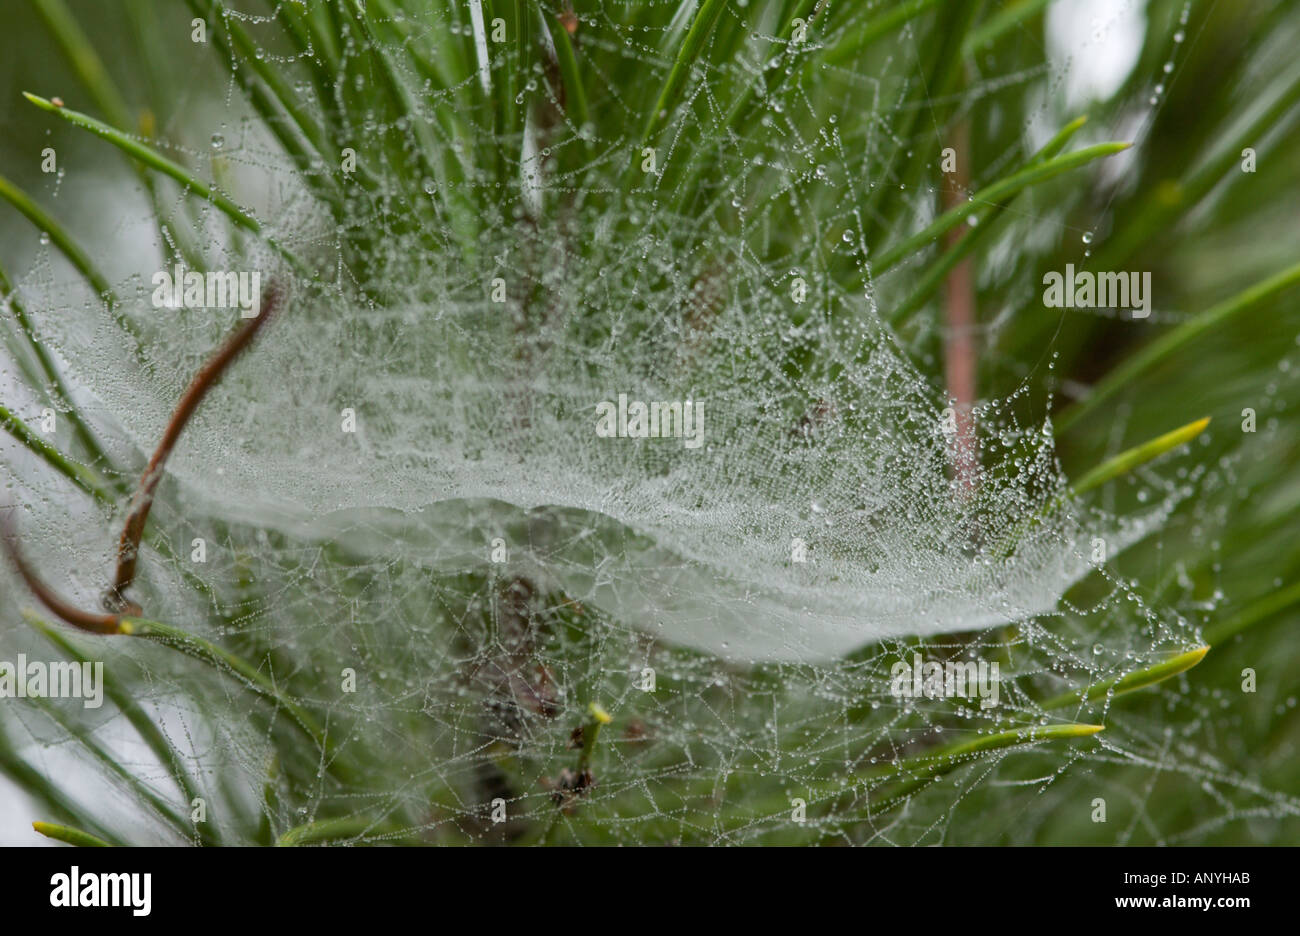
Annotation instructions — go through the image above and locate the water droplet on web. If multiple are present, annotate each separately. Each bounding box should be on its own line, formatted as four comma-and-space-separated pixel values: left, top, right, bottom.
1081, 231, 1093, 244
1173, 30, 1184, 42
211, 133, 225, 149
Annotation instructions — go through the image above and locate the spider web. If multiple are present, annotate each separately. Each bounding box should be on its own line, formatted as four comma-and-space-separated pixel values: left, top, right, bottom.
1, 0, 1294, 845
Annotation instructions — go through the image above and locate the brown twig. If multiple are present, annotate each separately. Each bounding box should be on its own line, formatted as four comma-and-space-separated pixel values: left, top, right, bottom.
104, 282, 282, 614
1, 509, 121, 634
3, 283, 283, 632
943, 120, 978, 498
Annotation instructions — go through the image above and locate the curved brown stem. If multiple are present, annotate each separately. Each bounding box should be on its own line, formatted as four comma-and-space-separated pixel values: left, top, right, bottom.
1, 511, 121, 634
105, 281, 283, 613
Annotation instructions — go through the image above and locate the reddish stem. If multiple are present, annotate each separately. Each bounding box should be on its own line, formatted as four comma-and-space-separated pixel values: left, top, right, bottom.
1, 511, 121, 634
943, 121, 978, 497
105, 281, 282, 612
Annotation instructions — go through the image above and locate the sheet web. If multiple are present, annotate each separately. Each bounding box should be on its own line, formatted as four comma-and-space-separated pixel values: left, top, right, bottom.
0, 0, 1273, 845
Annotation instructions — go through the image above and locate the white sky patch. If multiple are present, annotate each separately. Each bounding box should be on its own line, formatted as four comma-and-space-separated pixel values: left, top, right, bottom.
1047, 0, 1148, 109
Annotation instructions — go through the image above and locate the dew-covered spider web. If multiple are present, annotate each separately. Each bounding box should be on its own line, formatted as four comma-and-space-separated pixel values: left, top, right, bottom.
2, 0, 1297, 845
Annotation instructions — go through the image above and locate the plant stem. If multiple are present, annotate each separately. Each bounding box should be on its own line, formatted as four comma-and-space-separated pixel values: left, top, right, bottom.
0, 402, 111, 503
1068, 416, 1210, 497
1038, 646, 1209, 711
22, 94, 312, 278
1056, 261, 1300, 431
0, 720, 121, 844
0, 172, 139, 354
868, 143, 1132, 276
1205, 581, 1300, 646
891, 116, 1089, 324
108, 284, 281, 611
576, 701, 612, 775
32, 821, 112, 847
30, 614, 220, 845
0, 260, 115, 473
641, 0, 729, 145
